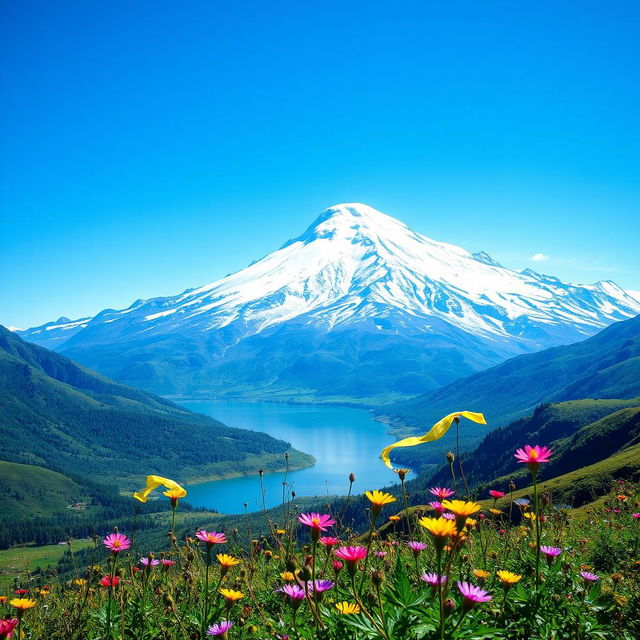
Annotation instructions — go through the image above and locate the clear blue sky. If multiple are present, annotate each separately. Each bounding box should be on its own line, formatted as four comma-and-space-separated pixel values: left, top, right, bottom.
1, 1, 639, 329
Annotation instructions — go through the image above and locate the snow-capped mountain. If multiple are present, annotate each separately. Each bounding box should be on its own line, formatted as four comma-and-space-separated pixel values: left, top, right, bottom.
18, 203, 640, 400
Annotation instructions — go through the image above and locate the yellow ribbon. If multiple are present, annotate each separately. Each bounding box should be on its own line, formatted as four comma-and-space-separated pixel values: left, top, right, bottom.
133, 475, 187, 502
380, 411, 487, 469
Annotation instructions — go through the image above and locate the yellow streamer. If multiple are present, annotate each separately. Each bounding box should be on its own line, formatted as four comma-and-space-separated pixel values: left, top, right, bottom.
133, 475, 187, 503
380, 411, 487, 469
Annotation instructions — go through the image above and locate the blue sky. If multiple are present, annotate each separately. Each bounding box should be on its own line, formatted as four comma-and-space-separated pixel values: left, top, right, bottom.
1, 1, 639, 329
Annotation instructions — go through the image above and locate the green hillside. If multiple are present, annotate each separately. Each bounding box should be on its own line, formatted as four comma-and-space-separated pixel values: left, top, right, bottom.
0, 326, 313, 489
0, 461, 87, 519
376, 314, 640, 468
412, 399, 640, 498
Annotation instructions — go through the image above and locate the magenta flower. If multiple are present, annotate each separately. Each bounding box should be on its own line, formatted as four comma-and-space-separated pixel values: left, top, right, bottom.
514, 445, 552, 471
196, 530, 227, 547
103, 533, 131, 554
309, 580, 334, 593
375, 551, 387, 558
139, 557, 160, 567
489, 489, 505, 499
207, 620, 234, 636
298, 513, 335, 531
319, 536, 340, 547
407, 541, 427, 554
277, 584, 306, 600
428, 501, 445, 514
0, 619, 19, 638
580, 571, 599, 583
442, 512, 455, 520
334, 546, 368, 563
457, 581, 492, 609
540, 545, 562, 564
421, 572, 447, 587
633, 513, 640, 519
430, 487, 455, 500
333, 560, 343, 571
161, 559, 176, 568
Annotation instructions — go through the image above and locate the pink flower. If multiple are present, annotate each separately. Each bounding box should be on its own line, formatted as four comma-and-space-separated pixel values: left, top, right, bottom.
0, 618, 19, 639
442, 512, 455, 520
139, 557, 160, 567
580, 571, 599, 582
207, 621, 234, 636
421, 572, 447, 587
298, 513, 335, 532
407, 541, 427, 554
277, 584, 305, 601
489, 490, 505, 499
428, 501, 445, 514
430, 487, 455, 500
319, 536, 340, 547
334, 546, 368, 573
375, 551, 387, 558
103, 533, 131, 554
632, 513, 640, 519
457, 581, 492, 608
514, 445, 552, 470
196, 530, 227, 547
540, 545, 562, 564
161, 559, 176, 568
333, 560, 343, 571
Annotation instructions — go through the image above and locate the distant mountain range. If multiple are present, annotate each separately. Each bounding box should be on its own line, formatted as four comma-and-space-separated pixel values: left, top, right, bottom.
378, 312, 640, 448
0, 326, 312, 489
17, 203, 640, 401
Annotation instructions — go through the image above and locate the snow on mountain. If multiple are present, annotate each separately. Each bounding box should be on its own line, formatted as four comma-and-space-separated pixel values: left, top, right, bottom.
17, 204, 640, 400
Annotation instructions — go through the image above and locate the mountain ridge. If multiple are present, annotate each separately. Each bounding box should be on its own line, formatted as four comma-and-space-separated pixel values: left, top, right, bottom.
16, 203, 640, 400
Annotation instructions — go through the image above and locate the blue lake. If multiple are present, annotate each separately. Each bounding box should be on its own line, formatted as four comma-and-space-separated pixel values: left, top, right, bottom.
179, 401, 405, 514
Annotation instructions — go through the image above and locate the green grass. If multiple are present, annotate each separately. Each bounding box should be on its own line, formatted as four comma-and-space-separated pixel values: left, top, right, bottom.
0, 540, 93, 592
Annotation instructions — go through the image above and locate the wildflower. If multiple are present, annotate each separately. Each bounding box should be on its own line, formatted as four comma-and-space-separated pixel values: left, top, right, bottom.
280, 571, 295, 582
418, 517, 457, 550
277, 585, 305, 608
196, 531, 228, 547
336, 601, 361, 614
139, 557, 160, 567
103, 533, 131, 554
540, 546, 562, 564
430, 487, 455, 500
472, 569, 489, 583
497, 570, 522, 589
99, 576, 119, 587
523, 512, 537, 521
13, 591, 27, 596
441, 500, 482, 531
388, 515, 401, 522
72, 579, 87, 586
276, 529, 286, 535
0, 619, 18, 638
319, 536, 340, 547
298, 513, 335, 541
428, 501, 445, 514
219, 588, 244, 607
217, 554, 240, 568
514, 445, 552, 472
207, 621, 234, 638
581, 571, 599, 583
375, 551, 387, 558
442, 512, 455, 520
0, 596, 7, 603
457, 582, 492, 609
161, 559, 175, 568
133, 475, 187, 503
489, 508, 502, 516
407, 541, 427, 555
334, 546, 367, 575
421, 572, 447, 591
632, 513, 640, 519
616, 495, 628, 501
514, 498, 530, 507
489, 490, 505, 499
365, 490, 397, 516
309, 580, 334, 593
9, 598, 36, 613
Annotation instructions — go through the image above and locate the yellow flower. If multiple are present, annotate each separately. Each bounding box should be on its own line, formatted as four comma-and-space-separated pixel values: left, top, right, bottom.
38, 588, 50, 596
418, 517, 457, 550
280, 571, 295, 582
276, 529, 286, 535
10, 598, 36, 610
388, 515, 401, 522
489, 508, 502, 515
473, 569, 489, 581
73, 579, 87, 586
217, 554, 241, 568
497, 570, 522, 585
163, 487, 186, 503
441, 500, 482, 517
0, 596, 7, 603
133, 475, 187, 503
464, 518, 477, 528
336, 601, 361, 614
365, 490, 397, 514
219, 588, 244, 602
